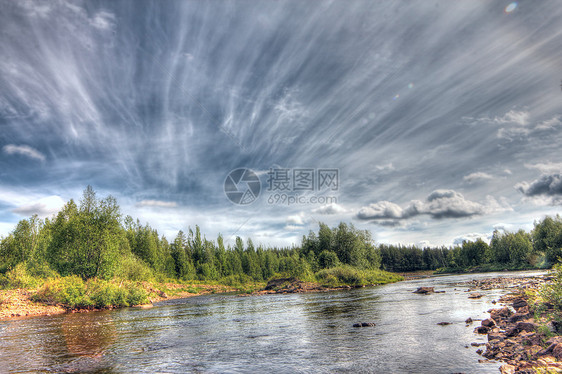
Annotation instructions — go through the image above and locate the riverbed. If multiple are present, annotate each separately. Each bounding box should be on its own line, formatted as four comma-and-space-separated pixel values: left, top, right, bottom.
0, 271, 547, 373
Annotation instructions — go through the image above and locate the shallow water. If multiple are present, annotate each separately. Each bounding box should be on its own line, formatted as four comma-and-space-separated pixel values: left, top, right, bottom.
0, 271, 546, 373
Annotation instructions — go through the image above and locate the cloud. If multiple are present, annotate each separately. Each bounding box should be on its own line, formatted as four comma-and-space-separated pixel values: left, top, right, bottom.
286, 213, 305, 225
136, 200, 178, 208
356, 189, 495, 224
452, 232, 490, 245
463, 172, 493, 183
375, 163, 394, 171
357, 201, 404, 220
493, 110, 530, 126
524, 162, 562, 174
12, 195, 65, 217
516, 174, 562, 197
311, 203, 347, 215
3, 144, 46, 161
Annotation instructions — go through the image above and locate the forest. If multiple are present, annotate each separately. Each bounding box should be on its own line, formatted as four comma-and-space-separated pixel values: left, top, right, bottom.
0, 187, 561, 307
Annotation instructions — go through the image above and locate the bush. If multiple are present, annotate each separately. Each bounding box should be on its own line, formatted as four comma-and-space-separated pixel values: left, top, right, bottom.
4, 263, 41, 289
33, 276, 91, 308
219, 274, 254, 287
33, 276, 149, 309
539, 264, 562, 312
315, 265, 403, 287
114, 255, 154, 282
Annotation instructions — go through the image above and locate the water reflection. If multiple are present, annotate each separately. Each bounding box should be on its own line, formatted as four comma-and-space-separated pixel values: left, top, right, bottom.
1, 271, 544, 373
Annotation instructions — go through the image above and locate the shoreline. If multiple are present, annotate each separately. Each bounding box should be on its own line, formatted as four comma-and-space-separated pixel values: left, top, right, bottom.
464, 274, 562, 373
0, 283, 239, 321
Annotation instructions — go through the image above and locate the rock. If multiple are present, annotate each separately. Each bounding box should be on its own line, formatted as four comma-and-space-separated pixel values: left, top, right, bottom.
490, 307, 512, 321
468, 293, 484, 299
157, 290, 168, 298
437, 322, 451, 326
465, 317, 473, 324
488, 332, 506, 342
475, 326, 489, 334
353, 322, 376, 327
546, 336, 562, 345
509, 312, 531, 323
520, 332, 543, 346
265, 277, 298, 290
499, 363, 516, 374
512, 298, 528, 309
553, 344, 562, 360
515, 321, 537, 333
413, 287, 434, 294
476, 349, 483, 355
482, 318, 495, 328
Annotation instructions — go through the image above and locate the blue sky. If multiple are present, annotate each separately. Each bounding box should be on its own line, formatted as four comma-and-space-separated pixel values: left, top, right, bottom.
1, 0, 561, 248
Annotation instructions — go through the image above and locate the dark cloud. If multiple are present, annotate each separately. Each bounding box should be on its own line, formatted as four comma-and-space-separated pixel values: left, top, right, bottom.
516, 174, 562, 196
357, 189, 487, 224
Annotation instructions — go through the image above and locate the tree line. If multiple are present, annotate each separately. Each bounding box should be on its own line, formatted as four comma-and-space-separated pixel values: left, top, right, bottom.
1, 187, 561, 284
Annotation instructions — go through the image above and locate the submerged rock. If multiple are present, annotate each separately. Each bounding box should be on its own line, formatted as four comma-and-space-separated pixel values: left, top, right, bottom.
353, 322, 376, 327
468, 293, 484, 299
413, 287, 434, 294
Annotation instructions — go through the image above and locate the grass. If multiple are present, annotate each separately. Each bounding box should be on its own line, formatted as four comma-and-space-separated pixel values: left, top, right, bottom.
315, 265, 403, 287
31, 276, 149, 309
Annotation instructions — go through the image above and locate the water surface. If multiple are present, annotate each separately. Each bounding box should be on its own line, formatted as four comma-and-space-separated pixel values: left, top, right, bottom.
0, 271, 545, 373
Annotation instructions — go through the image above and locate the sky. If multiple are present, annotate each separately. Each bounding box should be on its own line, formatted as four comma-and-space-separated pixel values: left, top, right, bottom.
1, 0, 561, 248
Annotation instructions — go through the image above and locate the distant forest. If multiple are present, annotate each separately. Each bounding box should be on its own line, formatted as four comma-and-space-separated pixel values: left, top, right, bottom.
1, 187, 561, 284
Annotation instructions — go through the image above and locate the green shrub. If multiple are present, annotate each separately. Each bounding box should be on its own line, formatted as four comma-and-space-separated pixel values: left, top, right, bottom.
126, 283, 149, 305
539, 264, 562, 312
219, 274, 254, 287
33, 276, 91, 308
315, 265, 403, 287
114, 255, 154, 282
5, 263, 41, 289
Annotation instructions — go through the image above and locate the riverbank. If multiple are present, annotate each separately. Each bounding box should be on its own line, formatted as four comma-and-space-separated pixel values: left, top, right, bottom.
464, 274, 562, 373
0, 282, 240, 321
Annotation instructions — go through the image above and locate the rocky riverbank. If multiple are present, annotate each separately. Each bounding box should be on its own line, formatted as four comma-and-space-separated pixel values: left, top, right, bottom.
464, 274, 562, 373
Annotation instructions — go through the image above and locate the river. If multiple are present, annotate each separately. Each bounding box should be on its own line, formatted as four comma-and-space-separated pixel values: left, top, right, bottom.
0, 271, 547, 373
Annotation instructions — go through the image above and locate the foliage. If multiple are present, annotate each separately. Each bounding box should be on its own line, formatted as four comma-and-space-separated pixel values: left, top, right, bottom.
315, 265, 403, 287
32, 276, 148, 309
1, 187, 561, 304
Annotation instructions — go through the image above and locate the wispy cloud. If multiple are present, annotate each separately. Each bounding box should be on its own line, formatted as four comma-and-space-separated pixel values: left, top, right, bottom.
136, 200, 178, 208
3, 144, 46, 161
463, 172, 493, 183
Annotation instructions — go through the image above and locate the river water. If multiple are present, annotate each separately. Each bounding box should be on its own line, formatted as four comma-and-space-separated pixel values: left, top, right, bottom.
0, 271, 546, 373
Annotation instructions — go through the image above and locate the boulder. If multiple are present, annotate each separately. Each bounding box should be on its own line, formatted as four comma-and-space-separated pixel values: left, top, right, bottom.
488, 332, 506, 342
437, 322, 451, 326
475, 326, 489, 334
512, 298, 528, 309
499, 364, 516, 374
553, 344, 562, 360
465, 317, 473, 324
413, 287, 434, 294
482, 318, 496, 328
508, 312, 531, 323
490, 307, 512, 322
515, 321, 537, 333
